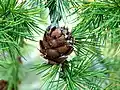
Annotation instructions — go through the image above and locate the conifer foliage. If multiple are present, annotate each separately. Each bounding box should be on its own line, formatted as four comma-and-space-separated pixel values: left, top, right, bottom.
0, 0, 120, 90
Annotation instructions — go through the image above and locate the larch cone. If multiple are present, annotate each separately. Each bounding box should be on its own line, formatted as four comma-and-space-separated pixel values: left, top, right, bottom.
39, 26, 74, 64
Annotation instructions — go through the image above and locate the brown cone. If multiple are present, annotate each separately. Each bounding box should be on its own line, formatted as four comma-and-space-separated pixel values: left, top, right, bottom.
39, 26, 74, 64
0, 80, 7, 90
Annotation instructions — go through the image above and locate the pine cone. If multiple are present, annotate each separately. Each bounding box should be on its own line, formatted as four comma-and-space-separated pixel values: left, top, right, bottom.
0, 80, 7, 90
39, 26, 74, 64
0, 80, 21, 90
